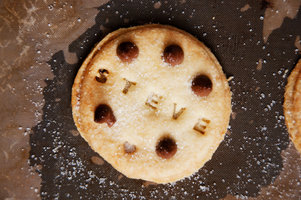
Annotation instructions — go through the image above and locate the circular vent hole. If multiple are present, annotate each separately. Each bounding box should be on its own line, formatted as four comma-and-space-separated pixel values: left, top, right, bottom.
191, 75, 212, 97
156, 136, 177, 159
163, 44, 184, 66
94, 104, 116, 127
117, 41, 138, 63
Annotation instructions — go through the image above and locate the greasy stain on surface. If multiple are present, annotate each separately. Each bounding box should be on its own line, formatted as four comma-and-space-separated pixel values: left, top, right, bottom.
0, 0, 109, 199
223, 143, 301, 200
153, 1, 162, 9
249, 143, 301, 199
263, 0, 301, 43
91, 156, 104, 166
256, 58, 263, 71
240, 4, 251, 12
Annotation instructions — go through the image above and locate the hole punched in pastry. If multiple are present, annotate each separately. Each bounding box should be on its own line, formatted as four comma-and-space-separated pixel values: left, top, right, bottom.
117, 41, 139, 63
191, 75, 212, 97
94, 104, 116, 127
163, 44, 184, 66
156, 135, 177, 159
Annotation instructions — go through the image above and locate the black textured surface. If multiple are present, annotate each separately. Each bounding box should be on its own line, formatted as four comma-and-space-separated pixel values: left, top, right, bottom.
30, 0, 301, 199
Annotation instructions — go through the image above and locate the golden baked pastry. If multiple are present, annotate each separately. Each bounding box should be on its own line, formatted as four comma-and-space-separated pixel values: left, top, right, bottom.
284, 59, 301, 153
71, 24, 231, 183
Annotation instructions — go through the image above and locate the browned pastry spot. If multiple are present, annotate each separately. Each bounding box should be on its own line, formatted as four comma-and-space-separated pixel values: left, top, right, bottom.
124, 141, 136, 154
191, 75, 212, 97
94, 104, 116, 127
117, 41, 139, 63
156, 136, 177, 159
163, 44, 184, 66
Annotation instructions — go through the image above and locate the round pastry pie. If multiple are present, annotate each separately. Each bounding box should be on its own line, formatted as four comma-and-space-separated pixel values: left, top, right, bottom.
284, 59, 301, 153
71, 24, 232, 183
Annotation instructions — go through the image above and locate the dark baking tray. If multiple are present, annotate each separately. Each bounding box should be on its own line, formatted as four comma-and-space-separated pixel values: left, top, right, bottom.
30, 0, 301, 199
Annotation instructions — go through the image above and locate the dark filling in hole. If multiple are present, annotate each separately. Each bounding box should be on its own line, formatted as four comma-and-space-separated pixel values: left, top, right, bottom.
261, 0, 273, 9
117, 41, 139, 63
191, 75, 212, 97
156, 136, 177, 159
163, 44, 184, 66
94, 104, 116, 127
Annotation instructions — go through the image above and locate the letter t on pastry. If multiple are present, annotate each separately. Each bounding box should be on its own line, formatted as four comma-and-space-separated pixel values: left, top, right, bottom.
122, 78, 136, 94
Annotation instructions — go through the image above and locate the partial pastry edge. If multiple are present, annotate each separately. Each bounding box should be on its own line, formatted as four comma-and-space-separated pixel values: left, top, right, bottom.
284, 59, 301, 153
71, 24, 232, 183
